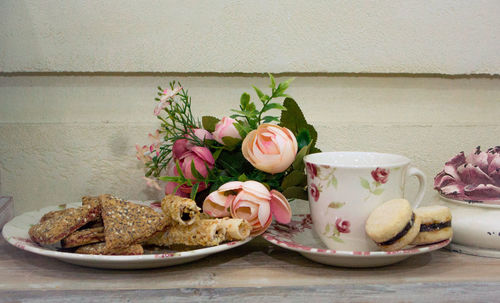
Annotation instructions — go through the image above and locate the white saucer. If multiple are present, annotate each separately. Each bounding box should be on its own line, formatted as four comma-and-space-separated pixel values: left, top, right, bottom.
2, 201, 253, 269
262, 214, 450, 268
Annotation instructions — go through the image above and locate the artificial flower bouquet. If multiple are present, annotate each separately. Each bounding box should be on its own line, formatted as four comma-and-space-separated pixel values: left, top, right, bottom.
137, 74, 320, 235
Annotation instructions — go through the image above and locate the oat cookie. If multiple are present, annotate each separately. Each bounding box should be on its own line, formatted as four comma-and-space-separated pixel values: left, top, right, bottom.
29, 204, 101, 245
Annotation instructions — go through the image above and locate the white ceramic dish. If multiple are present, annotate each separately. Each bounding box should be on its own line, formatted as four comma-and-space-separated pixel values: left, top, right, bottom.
435, 194, 500, 256
2, 201, 253, 269
262, 214, 450, 268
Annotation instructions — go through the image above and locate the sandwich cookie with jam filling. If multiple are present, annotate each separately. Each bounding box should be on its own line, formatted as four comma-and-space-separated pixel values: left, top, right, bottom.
365, 199, 421, 251
411, 206, 452, 245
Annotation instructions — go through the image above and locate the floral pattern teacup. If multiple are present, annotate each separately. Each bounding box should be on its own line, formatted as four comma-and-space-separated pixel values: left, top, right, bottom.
304, 152, 426, 251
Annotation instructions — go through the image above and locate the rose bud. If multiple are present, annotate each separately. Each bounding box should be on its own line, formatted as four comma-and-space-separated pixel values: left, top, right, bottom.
241, 124, 298, 174
212, 117, 242, 145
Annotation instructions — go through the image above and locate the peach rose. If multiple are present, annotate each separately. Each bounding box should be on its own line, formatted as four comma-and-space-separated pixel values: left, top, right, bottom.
212, 116, 242, 145
202, 181, 292, 235
242, 124, 298, 174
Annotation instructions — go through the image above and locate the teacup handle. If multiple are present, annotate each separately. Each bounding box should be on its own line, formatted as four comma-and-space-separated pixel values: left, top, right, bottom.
405, 167, 426, 208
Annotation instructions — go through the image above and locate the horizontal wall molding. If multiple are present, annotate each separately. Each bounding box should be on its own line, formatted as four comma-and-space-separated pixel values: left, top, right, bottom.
1, 1, 500, 74
1, 72, 500, 79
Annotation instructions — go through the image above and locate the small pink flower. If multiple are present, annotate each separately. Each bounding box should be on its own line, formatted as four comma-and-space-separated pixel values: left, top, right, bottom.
310, 183, 320, 202
212, 116, 242, 145
135, 144, 152, 164
154, 86, 182, 116
371, 167, 389, 184
306, 163, 318, 179
335, 218, 350, 233
143, 177, 162, 191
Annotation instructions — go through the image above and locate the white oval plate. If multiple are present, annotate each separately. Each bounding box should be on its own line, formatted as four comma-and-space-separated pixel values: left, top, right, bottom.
2, 201, 253, 269
262, 214, 450, 268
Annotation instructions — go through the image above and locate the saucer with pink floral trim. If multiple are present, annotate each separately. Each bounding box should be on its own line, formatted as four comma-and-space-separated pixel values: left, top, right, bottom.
262, 214, 450, 267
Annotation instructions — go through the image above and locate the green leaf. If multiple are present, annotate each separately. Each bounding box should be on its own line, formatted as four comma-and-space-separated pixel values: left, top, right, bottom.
281, 170, 307, 190
360, 178, 370, 189
191, 161, 205, 180
190, 182, 199, 200
330, 176, 338, 189
279, 98, 319, 151
202, 116, 220, 132
240, 93, 250, 109
296, 128, 312, 151
292, 143, 311, 171
330, 236, 344, 243
238, 174, 248, 182
268, 73, 276, 89
253, 86, 267, 102
234, 123, 250, 139
159, 176, 181, 182
328, 202, 345, 209
282, 186, 308, 200
262, 102, 287, 113
324, 223, 330, 234
274, 78, 294, 96
221, 136, 242, 151
262, 116, 280, 123
372, 188, 384, 195
212, 148, 223, 161
175, 160, 185, 179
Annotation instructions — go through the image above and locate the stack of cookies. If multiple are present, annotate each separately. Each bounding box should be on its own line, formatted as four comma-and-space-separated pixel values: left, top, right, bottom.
365, 199, 452, 251
28, 194, 253, 255
29, 195, 167, 255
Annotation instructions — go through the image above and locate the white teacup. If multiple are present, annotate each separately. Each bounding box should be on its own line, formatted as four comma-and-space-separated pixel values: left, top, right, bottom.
303, 152, 426, 251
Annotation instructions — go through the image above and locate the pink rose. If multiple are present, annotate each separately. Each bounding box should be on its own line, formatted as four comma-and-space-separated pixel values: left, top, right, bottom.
309, 183, 320, 202
212, 117, 242, 145
166, 138, 215, 197
306, 163, 318, 179
202, 181, 292, 235
371, 167, 389, 184
241, 124, 298, 174
335, 218, 350, 233
172, 129, 214, 158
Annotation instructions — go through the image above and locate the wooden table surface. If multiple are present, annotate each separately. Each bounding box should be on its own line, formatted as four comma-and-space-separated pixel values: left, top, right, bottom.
1, 235, 500, 303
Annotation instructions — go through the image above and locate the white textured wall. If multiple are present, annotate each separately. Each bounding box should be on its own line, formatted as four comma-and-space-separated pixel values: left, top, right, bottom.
1, 75, 499, 213
1, 1, 499, 214
1, 0, 500, 74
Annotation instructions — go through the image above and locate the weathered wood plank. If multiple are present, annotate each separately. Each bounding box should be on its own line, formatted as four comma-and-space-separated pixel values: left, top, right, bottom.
1, 236, 500, 293
1, 282, 500, 303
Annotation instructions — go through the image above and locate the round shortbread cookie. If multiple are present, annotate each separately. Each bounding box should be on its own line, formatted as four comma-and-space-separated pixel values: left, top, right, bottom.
411, 205, 452, 245
365, 199, 421, 251
412, 227, 452, 245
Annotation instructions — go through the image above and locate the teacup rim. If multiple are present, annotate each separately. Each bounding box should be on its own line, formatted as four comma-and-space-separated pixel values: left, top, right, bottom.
303, 151, 411, 169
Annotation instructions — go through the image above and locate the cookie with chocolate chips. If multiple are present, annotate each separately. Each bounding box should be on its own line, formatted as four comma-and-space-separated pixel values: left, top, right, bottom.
365, 199, 421, 251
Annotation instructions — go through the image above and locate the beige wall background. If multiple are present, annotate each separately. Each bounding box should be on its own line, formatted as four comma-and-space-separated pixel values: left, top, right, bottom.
1, 1, 499, 214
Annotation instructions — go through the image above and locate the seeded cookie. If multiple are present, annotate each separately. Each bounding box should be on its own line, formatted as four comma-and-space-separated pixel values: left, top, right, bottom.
101, 198, 167, 249
75, 242, 144, 255
29, 204, 101, 245
61, 226, 105, 248
39, 209, 67, 223
411, 206, 452, 245
365, 199, 421, 251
